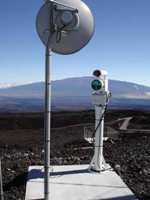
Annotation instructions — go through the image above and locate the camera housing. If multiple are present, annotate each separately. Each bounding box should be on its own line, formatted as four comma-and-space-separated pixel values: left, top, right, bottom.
93, 69, 107, 77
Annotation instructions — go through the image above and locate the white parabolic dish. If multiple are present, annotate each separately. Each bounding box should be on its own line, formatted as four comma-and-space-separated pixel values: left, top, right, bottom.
36, 0, 95, 54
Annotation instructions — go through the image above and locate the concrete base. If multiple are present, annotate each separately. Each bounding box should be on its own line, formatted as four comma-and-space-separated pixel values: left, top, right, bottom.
25, 165, 138, 200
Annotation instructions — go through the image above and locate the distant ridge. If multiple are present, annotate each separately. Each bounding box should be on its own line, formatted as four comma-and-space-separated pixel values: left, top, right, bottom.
0, 83, 19, 89
0, 77, 150, 112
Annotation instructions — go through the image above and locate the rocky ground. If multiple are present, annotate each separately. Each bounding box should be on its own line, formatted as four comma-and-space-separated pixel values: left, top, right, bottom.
0, 110, 150, 199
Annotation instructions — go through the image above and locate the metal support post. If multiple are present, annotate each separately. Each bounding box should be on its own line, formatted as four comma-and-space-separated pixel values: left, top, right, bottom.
96, 105, 104, 171
90, 105, 105, 171
44, 45, 51, 200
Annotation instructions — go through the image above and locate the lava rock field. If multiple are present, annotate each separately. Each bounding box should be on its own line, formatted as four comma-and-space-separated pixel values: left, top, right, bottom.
0, 110, 150, 200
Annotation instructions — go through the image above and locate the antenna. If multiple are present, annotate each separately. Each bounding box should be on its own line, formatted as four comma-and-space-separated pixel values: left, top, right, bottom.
36, 0, 94, 199
36, 0, 94, 54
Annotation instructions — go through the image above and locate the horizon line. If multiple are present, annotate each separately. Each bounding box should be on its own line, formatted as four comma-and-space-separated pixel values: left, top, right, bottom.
0, 76, 149, 88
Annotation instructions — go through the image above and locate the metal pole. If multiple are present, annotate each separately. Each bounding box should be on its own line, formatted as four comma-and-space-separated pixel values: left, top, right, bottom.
43, 1, 54, 199
44, 45, 51, 200
99, 112, 104, 171
0, 159, 4, 200
94, 105, 104, 171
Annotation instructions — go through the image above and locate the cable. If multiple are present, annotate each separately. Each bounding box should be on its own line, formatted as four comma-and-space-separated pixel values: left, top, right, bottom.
91, 93, 110, 143
56, 25, 67, 43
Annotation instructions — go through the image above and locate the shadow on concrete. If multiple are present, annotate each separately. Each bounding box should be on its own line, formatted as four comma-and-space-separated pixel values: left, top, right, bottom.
28, 168, 43, 180
100, 195, 138, 200
51, 181, 127, 189
28, 168, 91, 180
51, 168, 90, 176
28, 169, 128, 189
29, 196, 138, 200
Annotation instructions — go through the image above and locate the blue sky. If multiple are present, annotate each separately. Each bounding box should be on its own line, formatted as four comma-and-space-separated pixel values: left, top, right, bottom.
0, 0, 150, 86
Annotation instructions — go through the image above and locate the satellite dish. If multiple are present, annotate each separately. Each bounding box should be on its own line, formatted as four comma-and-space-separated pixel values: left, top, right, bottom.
36, 1, 95, 199
36, 0, 95, 54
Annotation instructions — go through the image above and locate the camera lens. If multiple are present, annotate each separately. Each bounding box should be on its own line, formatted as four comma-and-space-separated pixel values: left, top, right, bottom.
93, 70, 101, 77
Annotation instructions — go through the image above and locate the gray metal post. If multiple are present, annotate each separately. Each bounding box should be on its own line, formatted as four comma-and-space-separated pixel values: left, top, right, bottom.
0, 160, 4, 200
91, 105, 104, 171
99, 113, 104, 171
44, 45, 51, 200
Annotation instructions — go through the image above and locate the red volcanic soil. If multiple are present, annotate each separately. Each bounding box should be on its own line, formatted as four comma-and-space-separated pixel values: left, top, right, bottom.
0, 110, 150, 199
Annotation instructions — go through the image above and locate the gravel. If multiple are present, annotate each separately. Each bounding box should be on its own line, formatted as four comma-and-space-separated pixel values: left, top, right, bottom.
1, 134, 150, 199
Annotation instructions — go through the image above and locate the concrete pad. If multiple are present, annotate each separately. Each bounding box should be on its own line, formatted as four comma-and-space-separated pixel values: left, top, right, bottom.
25, 165, 138, 200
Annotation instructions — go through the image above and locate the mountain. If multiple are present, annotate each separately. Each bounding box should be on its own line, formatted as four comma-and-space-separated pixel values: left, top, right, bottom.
0, 83, 19, 89
0, 77, 150, 112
